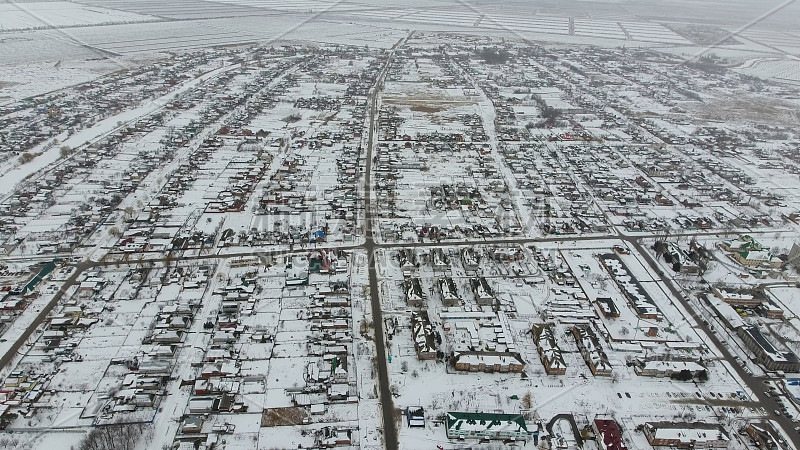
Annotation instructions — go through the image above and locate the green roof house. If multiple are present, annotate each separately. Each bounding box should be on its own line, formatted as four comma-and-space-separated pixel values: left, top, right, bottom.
445, 411, 533, 441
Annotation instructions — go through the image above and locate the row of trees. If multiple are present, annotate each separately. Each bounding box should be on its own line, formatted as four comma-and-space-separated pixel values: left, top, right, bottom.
17, 145, 72, 165
76, 423, 148, 450
529, 94, 560, 127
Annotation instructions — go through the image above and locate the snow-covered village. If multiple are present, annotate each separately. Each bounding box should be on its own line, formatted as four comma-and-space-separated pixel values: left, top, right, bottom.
3, 1, 800, 450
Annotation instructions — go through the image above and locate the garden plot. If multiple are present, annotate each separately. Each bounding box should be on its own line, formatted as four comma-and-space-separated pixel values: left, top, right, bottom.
530, 87, 577, 112
80, 0, 273, 20
480, 14, 570, 34
383, 63, 476, 124
388, 101, 478, 136
67, 20, 264, 55
395, 10, 480, 28
740, 29, 800, 55
727, 151, 800, 212
620, 21, 690, 44
573, 19, 627, 40
17, 216, 72, 234
212, 0, 366, 13
356, 8, 419, 22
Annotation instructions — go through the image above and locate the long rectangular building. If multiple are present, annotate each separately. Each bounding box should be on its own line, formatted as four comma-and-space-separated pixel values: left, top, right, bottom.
446, 411, 533, 441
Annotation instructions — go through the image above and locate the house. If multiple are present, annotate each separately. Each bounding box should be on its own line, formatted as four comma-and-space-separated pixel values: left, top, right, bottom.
453, 351, 525, 373
404, 278, 426, 307
745, 423, 780, 450
406, 406, 425, 427
758, 302, 784, 319
637, 359, 706, 379
491, 247, 524, 262
438, 277, 461, 307
0, 296, 26, 312
462, 247, 480, 271
644, 422, 729, 448
733, 250, 782, 268
49, 316, 80, 330
572, 324, 612, 376
397, 249, 418, 275
445, 411, 533, 441
188, 398, 216, 414
595, 297, 620, 318
193, 378, 210, 395
720, 235, 762, 252
656, 241, 699, 274
78, 278, 105, 297
431, 248, 450, 270
644, 165, 670, 177
151, 329, 184, 344
327, 383, 349, 401
410, 311, 437, 360
737, 326, 800, 372
470, 277, 495, 306
137, 359, 172, 376
319, 427, 351, 447
711, 287, 762, 307
532, 324, 566, 375
600, 254, 661, 320
181, 416, 204, 434
200, 359, 239, 378
593, 417, 628, 450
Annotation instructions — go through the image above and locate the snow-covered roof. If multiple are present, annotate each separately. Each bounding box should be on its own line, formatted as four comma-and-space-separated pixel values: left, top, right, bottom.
446, 411, 529, 434
647, 422, 729, 444
642, 360, 705, 373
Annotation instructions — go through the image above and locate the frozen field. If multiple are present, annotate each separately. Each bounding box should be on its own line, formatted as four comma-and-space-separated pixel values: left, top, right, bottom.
0, 0, 796, 74
0, 1, 156, 30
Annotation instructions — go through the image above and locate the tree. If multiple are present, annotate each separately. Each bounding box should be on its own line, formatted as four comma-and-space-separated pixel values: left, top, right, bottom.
281, 113, 302, 123
671, 369, 693, 382
77, 422, 147, 450
18, 152, 35, 164
521, 392, 532, 409
480, 47, 510, 64
59, 145, 73, 158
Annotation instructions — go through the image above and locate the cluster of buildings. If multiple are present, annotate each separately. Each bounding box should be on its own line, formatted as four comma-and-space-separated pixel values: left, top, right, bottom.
0, 52, 211, 154
5, 29, 800, 450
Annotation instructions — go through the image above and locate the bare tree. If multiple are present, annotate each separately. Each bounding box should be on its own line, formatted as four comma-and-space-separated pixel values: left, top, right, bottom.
522, 392, 533, 409
78, 422, 147, 450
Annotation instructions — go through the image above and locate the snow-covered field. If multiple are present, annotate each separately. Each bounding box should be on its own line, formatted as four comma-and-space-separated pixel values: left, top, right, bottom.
0, 1, 156, 30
